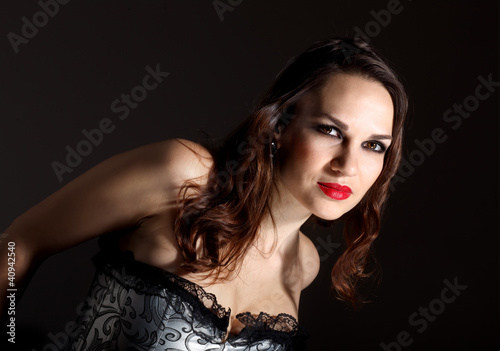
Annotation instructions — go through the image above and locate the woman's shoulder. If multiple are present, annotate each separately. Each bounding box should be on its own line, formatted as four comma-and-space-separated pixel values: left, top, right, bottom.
141, 138, 214, 187
298, 231, 320, 290
165, 138, 213, 172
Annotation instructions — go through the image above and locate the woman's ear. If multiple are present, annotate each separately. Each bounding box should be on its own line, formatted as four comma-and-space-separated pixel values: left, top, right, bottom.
273, 124, 284, 148
274, 105, 296, 147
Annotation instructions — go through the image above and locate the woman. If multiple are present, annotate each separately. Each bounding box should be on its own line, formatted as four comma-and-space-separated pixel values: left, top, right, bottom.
1, 37, 407, 350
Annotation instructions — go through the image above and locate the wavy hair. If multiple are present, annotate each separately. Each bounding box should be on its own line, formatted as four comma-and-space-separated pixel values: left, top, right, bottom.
174, 37, 407, 308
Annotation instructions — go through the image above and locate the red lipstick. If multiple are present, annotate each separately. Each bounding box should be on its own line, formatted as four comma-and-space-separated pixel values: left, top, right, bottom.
317, 182, 352, 200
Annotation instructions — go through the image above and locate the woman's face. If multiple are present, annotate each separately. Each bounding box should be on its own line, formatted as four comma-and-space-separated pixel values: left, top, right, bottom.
276, 73, 394, 220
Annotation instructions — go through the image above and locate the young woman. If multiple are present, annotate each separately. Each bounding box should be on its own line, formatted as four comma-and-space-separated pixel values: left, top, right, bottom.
1, 37, 407, 350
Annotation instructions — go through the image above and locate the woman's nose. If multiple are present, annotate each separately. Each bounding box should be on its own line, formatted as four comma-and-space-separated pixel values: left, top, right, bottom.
330, 145, 358, 177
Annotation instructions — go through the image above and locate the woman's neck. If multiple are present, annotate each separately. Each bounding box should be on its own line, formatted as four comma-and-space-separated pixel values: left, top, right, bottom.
252, 182, 311, 257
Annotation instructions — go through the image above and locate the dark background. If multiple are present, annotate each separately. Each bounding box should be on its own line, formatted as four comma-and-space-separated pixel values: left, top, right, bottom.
1, 1, 499, 350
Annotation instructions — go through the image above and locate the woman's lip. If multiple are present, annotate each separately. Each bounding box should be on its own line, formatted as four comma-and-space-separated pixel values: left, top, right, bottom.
317, 182, 352, 200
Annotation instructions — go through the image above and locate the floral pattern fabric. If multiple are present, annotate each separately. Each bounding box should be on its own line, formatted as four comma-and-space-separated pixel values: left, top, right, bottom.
65, 247, 308, 351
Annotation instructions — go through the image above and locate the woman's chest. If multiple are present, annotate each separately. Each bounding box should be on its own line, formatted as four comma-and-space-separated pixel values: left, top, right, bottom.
117, 212, 303, 334
189, 262, 302, 335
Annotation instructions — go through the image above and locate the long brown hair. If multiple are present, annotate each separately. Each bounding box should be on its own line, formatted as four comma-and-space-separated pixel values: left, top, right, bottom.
174, 37, 407, 307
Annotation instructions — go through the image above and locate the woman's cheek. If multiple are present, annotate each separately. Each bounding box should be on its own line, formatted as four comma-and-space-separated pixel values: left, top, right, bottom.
297, 141, 315, 160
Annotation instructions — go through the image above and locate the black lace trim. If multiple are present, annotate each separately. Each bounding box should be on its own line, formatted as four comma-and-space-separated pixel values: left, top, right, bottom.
92, 248, 231, 334
231, 312, 309, 350
236, 312, 299, 334
94, 235, 309, 348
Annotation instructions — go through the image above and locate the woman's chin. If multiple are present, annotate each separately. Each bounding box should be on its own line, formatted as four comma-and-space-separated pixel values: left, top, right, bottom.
312, 202, 357, 221
313, 211, 343, 222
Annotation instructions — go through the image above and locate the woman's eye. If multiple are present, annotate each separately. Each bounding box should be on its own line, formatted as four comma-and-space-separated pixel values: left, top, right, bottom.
317, 125, 341, 138
364, 141, 386, 153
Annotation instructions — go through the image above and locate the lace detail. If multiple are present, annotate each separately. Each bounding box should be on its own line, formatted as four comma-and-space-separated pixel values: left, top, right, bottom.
236, 312, 299, 334
231, 312, 309, 349
65, 241, 309, 350
91, 247, 232, 333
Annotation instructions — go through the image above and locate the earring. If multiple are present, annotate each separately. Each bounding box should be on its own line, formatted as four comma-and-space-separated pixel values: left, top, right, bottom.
270, 141, 278, 158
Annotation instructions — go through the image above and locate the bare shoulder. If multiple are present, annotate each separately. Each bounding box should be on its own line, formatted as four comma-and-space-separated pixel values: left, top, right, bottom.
1, 139, 212, 260
160, 138, 213, 182
298, 230, 320, 290
139, 138, 213, 190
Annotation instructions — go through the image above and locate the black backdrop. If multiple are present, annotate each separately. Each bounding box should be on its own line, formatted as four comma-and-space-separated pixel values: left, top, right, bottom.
1, 1, 499, 350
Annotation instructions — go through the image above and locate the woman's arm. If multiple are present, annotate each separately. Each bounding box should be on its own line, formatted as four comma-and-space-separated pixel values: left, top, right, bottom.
0, 138, 212, 320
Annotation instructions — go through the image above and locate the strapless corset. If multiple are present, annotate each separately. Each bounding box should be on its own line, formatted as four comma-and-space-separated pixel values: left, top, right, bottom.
65, 247, 308, 350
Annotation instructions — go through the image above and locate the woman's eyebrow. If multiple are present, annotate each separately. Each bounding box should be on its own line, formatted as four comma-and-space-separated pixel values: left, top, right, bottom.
369, 134, 393, 141
317, 113, 348, 130
317, 113, 392, 141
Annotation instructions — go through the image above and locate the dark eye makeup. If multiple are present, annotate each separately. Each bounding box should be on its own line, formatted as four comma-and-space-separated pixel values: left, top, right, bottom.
363, 141, 387, 153
315, 124, 342, 138
314, 124, 388, 154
